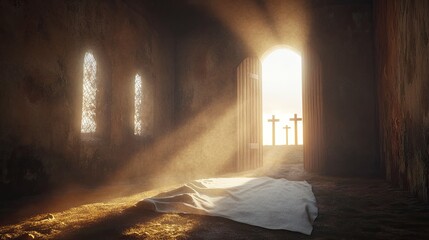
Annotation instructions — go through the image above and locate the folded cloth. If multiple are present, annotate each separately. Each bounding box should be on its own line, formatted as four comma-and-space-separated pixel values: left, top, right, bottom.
138, 177, 318, 235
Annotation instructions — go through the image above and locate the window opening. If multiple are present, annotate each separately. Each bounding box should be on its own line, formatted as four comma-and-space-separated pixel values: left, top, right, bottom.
81, 52, 97, 133
134, 73, 143, 136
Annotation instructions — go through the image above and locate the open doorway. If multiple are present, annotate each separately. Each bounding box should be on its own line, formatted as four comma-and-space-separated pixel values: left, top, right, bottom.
262, 47, 303, 166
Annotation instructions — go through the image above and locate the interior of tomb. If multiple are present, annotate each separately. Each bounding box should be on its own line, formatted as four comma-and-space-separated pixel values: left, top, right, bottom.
0, 0, 429, 239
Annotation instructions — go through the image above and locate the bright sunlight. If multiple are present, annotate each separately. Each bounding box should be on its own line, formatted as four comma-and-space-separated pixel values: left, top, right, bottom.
262, 48, 303, 146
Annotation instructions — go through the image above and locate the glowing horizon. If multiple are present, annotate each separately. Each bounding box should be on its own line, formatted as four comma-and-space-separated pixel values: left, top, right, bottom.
262, 48, 303, 145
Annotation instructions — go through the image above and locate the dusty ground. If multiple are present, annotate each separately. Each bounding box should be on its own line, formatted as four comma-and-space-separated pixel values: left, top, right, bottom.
1, 147, 429, 239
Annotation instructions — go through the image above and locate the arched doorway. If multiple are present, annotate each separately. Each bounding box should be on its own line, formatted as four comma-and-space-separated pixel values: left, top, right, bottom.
236, 47, 325, 173
261, 47, 303, 147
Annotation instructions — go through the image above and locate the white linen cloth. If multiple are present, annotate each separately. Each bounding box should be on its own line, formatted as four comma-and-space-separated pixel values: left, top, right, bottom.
139, 177, 318, 235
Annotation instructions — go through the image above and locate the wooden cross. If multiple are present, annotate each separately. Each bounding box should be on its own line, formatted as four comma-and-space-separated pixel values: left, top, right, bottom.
268, 115, 279, 146
289, 113, 302, 145
283, 125, 291, 145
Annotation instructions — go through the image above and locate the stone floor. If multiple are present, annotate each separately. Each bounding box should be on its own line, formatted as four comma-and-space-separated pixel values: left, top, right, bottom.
1, 150, 429, 239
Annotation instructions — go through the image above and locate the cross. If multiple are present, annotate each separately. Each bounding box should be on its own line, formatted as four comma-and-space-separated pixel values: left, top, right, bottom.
283, 125, 291, 145
289, 113, 302, 145
268, 115, 280, 146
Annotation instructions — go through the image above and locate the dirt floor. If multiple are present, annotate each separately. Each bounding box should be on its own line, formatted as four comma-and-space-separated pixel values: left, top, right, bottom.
1, 147, 429, 239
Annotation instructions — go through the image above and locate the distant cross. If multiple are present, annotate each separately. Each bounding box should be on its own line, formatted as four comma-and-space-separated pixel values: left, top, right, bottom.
289, 113, 303, 145
283, 125, 291, 145
268, 115, 280, 146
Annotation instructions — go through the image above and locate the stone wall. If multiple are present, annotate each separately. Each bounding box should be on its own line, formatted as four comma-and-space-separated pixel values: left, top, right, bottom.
374, 0, 429, 201
0, 0, 175, 197
171, 11, 247, 179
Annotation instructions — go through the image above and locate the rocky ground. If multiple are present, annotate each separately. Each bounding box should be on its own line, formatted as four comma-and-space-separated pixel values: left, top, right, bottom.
1, 147, 429, 239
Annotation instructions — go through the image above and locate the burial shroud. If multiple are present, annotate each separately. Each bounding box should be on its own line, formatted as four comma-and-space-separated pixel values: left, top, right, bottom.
138, 177, 318, 235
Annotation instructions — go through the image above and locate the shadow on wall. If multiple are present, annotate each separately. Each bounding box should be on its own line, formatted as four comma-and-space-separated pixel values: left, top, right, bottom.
1, 145, 50, 200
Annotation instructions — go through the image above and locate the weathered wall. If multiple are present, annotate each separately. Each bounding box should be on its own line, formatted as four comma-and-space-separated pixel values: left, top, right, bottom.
374, 0, 429, 201
0, 0, 175, 197
309, 1, 379, 176
170, 11, 247, 179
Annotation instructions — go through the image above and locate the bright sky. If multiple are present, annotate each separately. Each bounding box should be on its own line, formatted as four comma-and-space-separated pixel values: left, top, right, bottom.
262, 48, 303, 145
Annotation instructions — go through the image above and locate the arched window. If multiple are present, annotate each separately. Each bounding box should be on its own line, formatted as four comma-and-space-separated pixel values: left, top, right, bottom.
134, 73, 143, 136
81, 52, 97, 133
